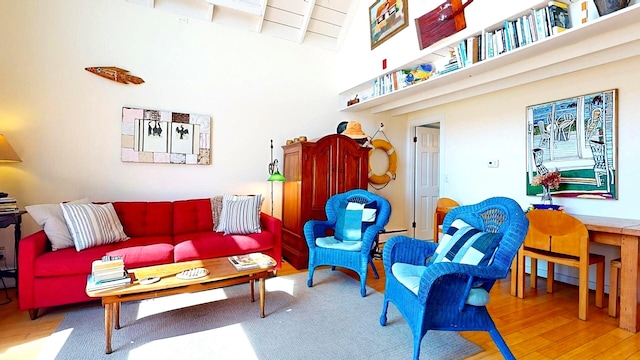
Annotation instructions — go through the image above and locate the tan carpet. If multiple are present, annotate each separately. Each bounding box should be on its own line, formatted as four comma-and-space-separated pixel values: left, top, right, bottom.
38, 270, 482, 360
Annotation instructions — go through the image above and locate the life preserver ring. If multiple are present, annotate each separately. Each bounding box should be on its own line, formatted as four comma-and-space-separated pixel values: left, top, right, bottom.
368, 139, 397, 185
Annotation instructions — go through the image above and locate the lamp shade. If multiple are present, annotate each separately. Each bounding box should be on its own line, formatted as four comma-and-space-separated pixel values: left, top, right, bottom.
268, 172, 286, 182
0, 135, 21, 163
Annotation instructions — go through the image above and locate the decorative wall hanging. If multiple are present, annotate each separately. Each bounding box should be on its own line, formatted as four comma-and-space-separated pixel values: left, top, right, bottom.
415, 0, 473, 50
369, 0, 409, 50
366, 123, 397, 190
121, 107, 211, 165
85, 67, 145, 84
525, 89, 617, 200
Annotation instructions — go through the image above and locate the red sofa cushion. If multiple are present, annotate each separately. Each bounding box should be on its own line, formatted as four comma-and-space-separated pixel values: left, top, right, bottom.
173, 199, 214, 235
113, 201, 173, 237
34, 236, 173, 277
173, 231, 274, 262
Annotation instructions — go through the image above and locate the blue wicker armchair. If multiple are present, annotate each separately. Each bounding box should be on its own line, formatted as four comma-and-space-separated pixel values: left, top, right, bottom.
380, 197, 528, 360
304, 189, 391, 297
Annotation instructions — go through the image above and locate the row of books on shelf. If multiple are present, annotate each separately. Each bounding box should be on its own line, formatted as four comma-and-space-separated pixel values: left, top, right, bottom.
367, 70, 410, 99
86, 255, 131, 291
0, 196, 19, 213
354, 1, 572, 104
452, 1, 571, 69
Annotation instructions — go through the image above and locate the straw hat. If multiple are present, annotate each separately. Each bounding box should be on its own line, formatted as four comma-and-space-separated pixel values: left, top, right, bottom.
341, 121, 368, 139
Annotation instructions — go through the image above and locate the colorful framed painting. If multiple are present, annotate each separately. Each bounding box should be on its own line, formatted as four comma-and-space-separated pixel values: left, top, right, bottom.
369, 0, 408, 50
525, 89, 617, 200
121, 107, 211, 165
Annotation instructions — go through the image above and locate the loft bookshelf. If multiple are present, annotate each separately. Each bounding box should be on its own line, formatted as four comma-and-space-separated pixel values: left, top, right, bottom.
338, 2, 640, 115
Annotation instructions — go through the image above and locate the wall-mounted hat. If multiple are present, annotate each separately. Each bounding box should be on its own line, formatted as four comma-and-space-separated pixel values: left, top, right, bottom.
341, 121, 368, 139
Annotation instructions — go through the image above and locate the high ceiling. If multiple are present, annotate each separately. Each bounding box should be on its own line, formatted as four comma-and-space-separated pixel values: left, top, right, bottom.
126, 0, 358, 50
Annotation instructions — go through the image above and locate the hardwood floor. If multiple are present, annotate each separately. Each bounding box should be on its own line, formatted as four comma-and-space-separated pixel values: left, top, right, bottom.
1, 260, 639, 359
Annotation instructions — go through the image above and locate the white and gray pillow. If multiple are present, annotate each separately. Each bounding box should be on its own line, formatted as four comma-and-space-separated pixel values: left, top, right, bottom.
25, 198, 90, 251
60, 202, 129, 251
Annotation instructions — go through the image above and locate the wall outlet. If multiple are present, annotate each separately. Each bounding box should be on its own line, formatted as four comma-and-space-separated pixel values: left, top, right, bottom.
488, 159, 499, 168
0, 246, 4, 260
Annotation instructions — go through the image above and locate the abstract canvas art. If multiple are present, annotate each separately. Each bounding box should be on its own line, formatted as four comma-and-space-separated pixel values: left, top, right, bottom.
525, 89, 617, 200
121, 107, 211, 165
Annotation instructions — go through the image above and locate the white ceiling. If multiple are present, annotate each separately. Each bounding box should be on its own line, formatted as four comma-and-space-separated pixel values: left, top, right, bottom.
126, 0, 358, 50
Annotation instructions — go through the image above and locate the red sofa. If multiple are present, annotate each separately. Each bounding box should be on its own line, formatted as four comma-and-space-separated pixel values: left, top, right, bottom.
18, 198, 282, 319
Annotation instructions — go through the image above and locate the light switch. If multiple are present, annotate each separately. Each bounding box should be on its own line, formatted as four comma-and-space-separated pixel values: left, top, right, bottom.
488, 160, 499, 168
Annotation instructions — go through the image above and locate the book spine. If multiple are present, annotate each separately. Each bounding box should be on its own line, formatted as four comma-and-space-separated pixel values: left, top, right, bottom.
528, 12, 538, 42
535, 8, 547, 40
544, 6, 552, 37
466, 37, 478, 65
495, 28, 505, 55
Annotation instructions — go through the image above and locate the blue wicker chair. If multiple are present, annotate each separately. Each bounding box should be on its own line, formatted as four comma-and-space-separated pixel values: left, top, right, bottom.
380, 197, 528, 360
304, 189, 391, 297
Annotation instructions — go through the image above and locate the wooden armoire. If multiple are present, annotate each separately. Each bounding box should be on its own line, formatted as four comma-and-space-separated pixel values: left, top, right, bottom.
281, 134, 370, 269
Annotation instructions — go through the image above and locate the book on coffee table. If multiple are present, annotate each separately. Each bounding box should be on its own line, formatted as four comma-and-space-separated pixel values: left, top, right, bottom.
86, 271, 132, 292
228, 253, 275, 271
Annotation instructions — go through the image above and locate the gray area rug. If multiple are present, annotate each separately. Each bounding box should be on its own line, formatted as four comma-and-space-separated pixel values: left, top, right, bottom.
38, 270, 482, 360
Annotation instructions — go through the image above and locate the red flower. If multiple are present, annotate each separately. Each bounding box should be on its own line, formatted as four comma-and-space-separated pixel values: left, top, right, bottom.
532, 170, 561, 189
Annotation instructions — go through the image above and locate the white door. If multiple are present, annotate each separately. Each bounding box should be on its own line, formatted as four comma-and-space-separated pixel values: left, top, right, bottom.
414, 126, 440, 240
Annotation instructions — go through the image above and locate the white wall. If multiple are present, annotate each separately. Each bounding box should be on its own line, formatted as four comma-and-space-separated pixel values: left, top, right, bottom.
0, 0, 346, 278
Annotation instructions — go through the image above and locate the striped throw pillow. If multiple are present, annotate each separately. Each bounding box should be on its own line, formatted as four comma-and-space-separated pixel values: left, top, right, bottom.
429, 218, 502, 266
218, 194, 262, 235
60, 203, 129, 251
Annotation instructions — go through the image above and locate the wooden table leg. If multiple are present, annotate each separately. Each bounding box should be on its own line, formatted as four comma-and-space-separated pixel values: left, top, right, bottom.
259, 277, 266, 318
104, 303, 113, 354
619, 235, 639, 332
250, 279, 255, 302
114, 302, 121, 330
510, 256, 518, 297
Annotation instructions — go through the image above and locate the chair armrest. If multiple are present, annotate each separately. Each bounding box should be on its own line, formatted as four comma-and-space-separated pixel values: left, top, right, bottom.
303, 220, 334, 249
260, 212, 282, 270
417, 262, 503, 304
382, 236, 437, 272
359, 224, 385, 254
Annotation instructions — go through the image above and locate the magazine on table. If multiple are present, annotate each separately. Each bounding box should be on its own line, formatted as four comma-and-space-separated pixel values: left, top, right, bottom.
228, 253, 275, 270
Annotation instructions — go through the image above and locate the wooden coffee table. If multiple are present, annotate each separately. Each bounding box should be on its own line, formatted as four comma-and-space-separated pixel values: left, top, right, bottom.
86, 256, 275, 354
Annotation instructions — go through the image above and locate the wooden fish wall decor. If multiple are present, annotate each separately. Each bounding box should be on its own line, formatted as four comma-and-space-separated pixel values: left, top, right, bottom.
85, 66, 145, 85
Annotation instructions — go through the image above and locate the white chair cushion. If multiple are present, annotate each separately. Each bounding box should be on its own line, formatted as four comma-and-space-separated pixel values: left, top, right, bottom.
315, 236, 362, 251
391, 262, 491, 306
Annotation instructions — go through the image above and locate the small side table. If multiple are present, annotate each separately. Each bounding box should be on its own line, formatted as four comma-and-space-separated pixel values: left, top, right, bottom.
0, 211, 25, 285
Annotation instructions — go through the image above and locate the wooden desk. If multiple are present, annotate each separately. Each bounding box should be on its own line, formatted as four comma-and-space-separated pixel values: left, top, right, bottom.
572, 215, 640, 333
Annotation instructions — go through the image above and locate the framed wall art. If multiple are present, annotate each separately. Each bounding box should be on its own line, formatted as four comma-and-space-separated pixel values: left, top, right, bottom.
525, 89, 617, 200
369, 0, 408, 50
121, 107, 211, 165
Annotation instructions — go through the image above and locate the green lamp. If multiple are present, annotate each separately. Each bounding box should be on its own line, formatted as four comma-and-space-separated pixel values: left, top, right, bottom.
268, 139, 285, 215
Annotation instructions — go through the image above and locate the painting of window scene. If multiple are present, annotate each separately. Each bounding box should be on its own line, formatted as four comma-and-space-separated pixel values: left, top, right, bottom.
369, 0, 408, 50
526, 89, 617, 200
121, 107, 211, 165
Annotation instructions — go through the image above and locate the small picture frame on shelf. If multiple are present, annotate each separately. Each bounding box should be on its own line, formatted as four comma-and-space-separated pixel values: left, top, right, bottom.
369, 0, 409, 50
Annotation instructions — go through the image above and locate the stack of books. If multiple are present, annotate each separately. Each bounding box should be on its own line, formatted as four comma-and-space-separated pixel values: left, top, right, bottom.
0, 196, 19, 214
86, 255, 131, 291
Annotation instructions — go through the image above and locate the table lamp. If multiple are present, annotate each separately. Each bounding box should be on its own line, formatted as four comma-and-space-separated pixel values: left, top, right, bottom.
268, 139, 285, 216
0, 134, 21, 197
0, 135, 21, 163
